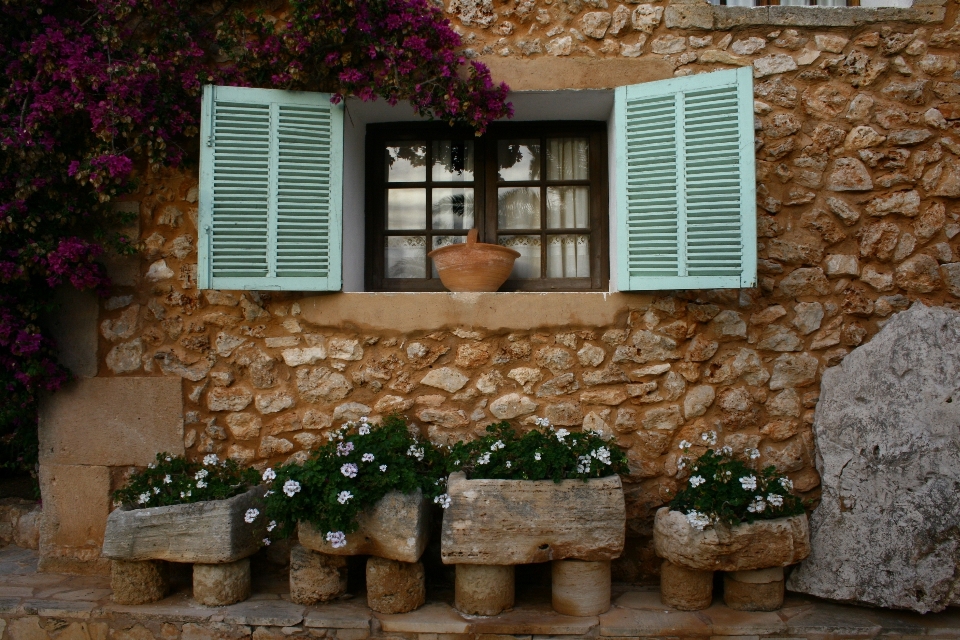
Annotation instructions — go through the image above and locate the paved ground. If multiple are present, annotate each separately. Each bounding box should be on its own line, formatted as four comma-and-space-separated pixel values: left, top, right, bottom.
1, 545, 959, 639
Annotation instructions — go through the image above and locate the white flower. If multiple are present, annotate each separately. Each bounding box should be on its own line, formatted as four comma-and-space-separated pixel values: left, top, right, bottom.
746, 447, 760, 460
719, 446, 733, 456
195, 468, 209, 480
337, 441, 355, 457
326, 531, 347, 548
739, 475, 758, 491
779, 477, 794, 491
262, 538, 271, 546
490, 440, 505, 451
283, 479, 301, 497
203, 454, 219, 466
163, 475, 172, 484
148, 463, 156, 469
477, 452, 491, 465
768, 494, 784, 507
689, 475, 705, 488
685, 510, 711, 531
138, 492, 151, 504
407, 445, 425, 461
576, 455, 592, 474
267, 520, 277, 532
555, 428, 569, 441
701, 431, 718, 446
379, 464, 387, 472
262, 468, 277, 482
341, 463, 358, 478
591, 446, 612, 466
505, 460, 512, 468
153, 487, 160, 494
244, 508, 259, 523
196, 480, 207, 489
534, 416, 551, 428
358, 425, 371, 436
165, 456, 172, 462
264, 490, 274, 497
337, 490, 353, 504
534, 452, 542, 461
747, 497, 767, 513
678, 439, 692, 451
362, 453, 375, 462
433, 493, 451, 509
677, 457, 687, 471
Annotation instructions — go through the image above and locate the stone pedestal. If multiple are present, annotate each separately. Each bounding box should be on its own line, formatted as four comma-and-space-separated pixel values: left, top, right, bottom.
110, 559, 169, 605
193, 558, 251, 606
366, 556, 425, 614
660, 560, 713, 611
552, 559, 610, 616
455, 564, 515, 616
289, 544, 348, 605
724, 567, 785, 611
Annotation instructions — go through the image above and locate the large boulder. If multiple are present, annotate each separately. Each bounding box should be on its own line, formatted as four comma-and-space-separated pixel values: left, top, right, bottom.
787, 303, 960, 613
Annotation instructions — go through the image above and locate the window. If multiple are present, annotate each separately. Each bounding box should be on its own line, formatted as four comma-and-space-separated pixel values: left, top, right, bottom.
365, 122, 608, 292
708, 0, 910, 6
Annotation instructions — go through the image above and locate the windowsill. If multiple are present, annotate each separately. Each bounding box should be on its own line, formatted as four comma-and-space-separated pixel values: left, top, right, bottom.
297, 291, 658, 333
665, 0, 946, 28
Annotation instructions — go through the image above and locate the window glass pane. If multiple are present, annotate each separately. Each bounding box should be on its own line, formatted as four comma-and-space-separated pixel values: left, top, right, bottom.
499, 235, 541, 279
547, 235, 590, 278
386, 236, 426, 278
546, 138, 589, 180
387, 143, 427, 182
431, 235, 466, 277
433, 141, 474, 181
387, 189, 426, 229
498, 140, 540, 181
432, 188, 475, 230
547, 187, 589, 229
498, 187, 540, 229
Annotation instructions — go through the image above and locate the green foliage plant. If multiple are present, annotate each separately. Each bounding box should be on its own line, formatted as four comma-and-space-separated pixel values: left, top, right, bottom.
449, 418, 629, 482
668, 433, 805, 531
112, 453, 260, 509
260, 415, 447, 548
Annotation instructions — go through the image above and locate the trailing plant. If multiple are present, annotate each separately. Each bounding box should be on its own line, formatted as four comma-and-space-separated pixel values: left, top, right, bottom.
113, 453, 260, 509
0, 0, 510, 469
668, 434, 805, 530
259, 415, 447, 548
449, 419, 629, 482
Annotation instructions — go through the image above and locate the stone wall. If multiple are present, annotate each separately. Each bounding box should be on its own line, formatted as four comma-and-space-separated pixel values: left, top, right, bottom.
84, 0, 960, 580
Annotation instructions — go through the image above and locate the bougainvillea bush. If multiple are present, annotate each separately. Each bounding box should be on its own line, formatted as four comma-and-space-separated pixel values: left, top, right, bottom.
0, 0, 510, 469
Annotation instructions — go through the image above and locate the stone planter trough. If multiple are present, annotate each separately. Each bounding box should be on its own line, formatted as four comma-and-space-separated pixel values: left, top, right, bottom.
653, 507, 811, 611
101, 485, 266, 606
293, 488, 429, 614
441, 472, 626, 617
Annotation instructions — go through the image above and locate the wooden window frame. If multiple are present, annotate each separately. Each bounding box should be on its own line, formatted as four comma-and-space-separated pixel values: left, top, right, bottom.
365, 121, 609, 292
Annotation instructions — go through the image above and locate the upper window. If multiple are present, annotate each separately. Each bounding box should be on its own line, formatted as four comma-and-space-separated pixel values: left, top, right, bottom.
365, 122, 608, 292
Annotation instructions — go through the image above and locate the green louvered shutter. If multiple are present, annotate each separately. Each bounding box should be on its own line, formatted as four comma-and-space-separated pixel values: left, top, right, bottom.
198, 85, 343, 290
614, 67, 756, 291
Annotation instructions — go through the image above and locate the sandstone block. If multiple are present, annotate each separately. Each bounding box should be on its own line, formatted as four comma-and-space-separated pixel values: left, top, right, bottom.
896, 254, 941, 293
102, 486, 265, 563
455, 564, 515, 616
193, 558, 251, 606
769, 353, 818, 390
489, 393, 537, 419
787, 304, 960, 613
441, 472, 625, 565
39, 463, 112, 573
552, 559, 611, 616
753, 54, 798, 78
300, 489, 428, 563
208, 387, 253, 412
660, 560, 713, 611
366, 556, 425, 614
724, 570, 784, 611
654, 508, 810, 572
289, 545, 348, 604
420, 367, 469, 393
111, 559, 169, 605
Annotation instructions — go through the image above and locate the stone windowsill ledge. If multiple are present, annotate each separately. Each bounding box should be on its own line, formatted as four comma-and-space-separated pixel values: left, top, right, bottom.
665, 0, 947, 29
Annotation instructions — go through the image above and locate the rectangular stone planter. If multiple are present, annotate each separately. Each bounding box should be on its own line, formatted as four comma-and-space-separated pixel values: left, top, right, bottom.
102, 485, 265, 564
299, 488, 429, 563
440, 472, 625, 565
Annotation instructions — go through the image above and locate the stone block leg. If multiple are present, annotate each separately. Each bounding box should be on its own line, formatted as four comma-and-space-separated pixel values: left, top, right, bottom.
111, 559, 169, 605
193, 558, 251, 606
552, 559, 611, 616
660, 560, 712, 611
724, 567, 785, 611
366, 556, 425, 614
455, 564, 515, 616
289, 544, 348, 605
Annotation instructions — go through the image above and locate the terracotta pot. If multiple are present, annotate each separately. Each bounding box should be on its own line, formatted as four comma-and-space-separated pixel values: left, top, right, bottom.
428, 229, 520, 292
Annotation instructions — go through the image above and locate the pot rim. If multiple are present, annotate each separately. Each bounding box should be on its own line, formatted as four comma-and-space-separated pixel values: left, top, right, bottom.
428, 241, 521, 260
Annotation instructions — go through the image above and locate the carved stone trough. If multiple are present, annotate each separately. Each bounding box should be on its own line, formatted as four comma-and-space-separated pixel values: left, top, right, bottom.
294, 488, 430, 614
653, 507, 811, 611
102, 485, 266, 606
441, 472, 626, 616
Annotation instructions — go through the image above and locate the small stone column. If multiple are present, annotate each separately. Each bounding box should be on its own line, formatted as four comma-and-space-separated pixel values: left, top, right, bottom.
660, 560, 713, 610
366, 556, 426, 614
455, 564, 515, 616
289, 544, 348, 605
552, 559, 611, 616
724, 567, 785, 611
111, 559, 170, 605
193, 558, 251, 606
